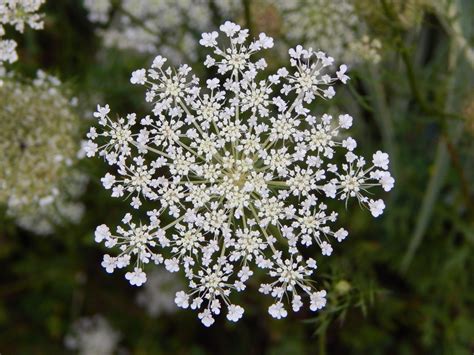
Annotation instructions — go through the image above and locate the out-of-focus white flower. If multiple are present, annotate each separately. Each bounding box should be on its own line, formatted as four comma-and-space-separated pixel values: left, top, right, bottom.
348, 35, 382, 64
274, 0, 382, 64
87, 22, 394, 326
65, 315, 120, 355
0, 0, 46, 67
0, 72, 85, 235
136, 267, 182, 317
83, 0, 111, 24
83, 0, 240, 62
0, 39, 18, 64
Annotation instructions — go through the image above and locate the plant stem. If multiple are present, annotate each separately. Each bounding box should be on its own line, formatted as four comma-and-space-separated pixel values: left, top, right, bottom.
401, 50, 464, 121
380, 0, 464, 122
367, 66, 398, 180
319, 330, 327, 355
401, 35, 466, 272
243, 0, 253, 37
400, 136, 450, 271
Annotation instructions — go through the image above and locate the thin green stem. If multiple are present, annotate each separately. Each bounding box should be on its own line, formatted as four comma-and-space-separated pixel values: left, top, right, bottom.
346, 80, 374, 113
380, 0, 464, 122
162, 214, 186, 231
242, 0, 253, 38
319, 330, 327, 355
366, 66, 398, 179
400, 136, 450, 271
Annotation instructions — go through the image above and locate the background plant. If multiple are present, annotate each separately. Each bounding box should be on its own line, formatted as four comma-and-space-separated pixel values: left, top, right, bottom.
0, 0, 473, 354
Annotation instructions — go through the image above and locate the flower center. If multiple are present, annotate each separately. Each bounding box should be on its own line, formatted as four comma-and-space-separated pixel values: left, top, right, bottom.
228, 52, 248, 70
229, 170, 248, 189
341, 175, 360, 192
311, 130, 331, 147
203, 273, 223, 291
202, 105, 216, 121
251, 89, 265, 105
131, 228, 150, 247
180, 230, 200, 250
299, 72, 314, 90
164, 78, 181, 97
130, 169, 150, 190
112, 127, 132, 145
281, 266, 303, 284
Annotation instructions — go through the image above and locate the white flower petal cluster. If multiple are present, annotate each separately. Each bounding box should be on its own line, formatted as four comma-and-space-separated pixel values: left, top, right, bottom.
0, 0, 45, 67
274, 0, 381, 64
0, 71, 85, 235
83, 0, 240, 62
87, 22, 393, 326
65, 315, 120, 355
83, 0, 111, 24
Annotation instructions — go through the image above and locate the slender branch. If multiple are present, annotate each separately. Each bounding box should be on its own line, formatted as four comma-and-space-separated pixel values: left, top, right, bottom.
319, 329, 327, 355
366, 66, 398, 179
242, 0, 253, 38
445, 138, 472, 204
346, 80, 374, 113
380, 0, 464, 122
117, 5, 161, 38
400, 136, 450, 271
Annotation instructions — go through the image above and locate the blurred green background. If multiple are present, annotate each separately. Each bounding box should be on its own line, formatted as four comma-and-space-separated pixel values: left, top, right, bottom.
1, 0, 473, 354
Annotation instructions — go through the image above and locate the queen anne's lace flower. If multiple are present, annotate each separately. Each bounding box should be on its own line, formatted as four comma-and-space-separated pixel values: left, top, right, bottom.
83, 0, 111, 24
136, 267, 182, 317
87, 22, 394, 326
0, 0, 45, 67
0, 71, 85, 235
273, 0, 382, 64
65, 315, 120, 355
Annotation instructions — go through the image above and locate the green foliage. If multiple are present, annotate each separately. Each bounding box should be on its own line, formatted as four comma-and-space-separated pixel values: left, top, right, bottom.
1, 0, 473, 353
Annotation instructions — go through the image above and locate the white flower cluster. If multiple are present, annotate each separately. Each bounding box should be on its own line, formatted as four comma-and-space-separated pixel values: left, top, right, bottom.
83, 0, 111, 24
65, 315, 120, 355
86, 22, 394, 326
0, 71, 85, 235
136, 267, 182, 317
274, 0, 382, 64
0, 0, 45, 67
83, 0, 240, 62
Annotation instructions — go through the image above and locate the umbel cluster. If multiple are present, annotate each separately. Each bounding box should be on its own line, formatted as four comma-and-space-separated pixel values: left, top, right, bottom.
85, 21, 394, 326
